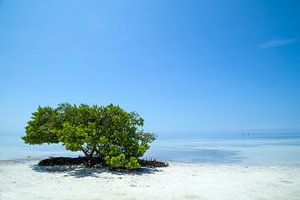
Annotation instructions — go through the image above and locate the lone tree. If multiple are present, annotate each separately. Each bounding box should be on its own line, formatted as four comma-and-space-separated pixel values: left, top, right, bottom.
22, 103, 156, 169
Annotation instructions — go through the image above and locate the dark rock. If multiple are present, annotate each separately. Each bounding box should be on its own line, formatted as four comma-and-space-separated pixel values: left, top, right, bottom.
138, 158, 169, 167
38, 157, 168, 169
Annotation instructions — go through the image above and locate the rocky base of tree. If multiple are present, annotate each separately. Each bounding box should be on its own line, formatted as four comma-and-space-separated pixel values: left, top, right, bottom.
138, 158, 169, 168
38, 157, 168, 169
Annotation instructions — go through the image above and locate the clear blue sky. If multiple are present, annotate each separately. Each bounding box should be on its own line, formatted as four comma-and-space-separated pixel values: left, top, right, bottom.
0, 0, 299, 135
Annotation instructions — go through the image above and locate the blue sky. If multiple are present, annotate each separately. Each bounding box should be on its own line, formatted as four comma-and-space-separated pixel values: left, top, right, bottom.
0, 0, 299, 135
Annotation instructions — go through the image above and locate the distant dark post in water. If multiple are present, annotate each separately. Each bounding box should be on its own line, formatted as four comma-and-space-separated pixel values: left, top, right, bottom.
243, 132, 250, 137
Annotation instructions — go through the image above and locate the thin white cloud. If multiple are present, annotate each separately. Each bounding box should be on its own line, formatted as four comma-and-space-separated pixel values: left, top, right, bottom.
260, 38, 296, 48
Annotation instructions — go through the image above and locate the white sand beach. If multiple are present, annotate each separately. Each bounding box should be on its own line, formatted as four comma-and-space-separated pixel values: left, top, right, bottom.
1, 161, 300, 200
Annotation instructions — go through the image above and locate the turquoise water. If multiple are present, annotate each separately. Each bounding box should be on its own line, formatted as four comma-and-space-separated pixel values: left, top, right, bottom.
1, 133, 300, 166
0, 136, 80, 160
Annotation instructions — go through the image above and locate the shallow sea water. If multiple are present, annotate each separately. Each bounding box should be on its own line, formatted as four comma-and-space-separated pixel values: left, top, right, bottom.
1, 133, 300, 167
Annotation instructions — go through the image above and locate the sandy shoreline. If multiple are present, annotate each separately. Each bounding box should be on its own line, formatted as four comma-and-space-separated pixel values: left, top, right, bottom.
1, 161, 300, 200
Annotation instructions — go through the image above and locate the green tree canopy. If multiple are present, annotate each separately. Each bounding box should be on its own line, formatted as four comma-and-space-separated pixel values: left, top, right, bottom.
22, 103, 156, 169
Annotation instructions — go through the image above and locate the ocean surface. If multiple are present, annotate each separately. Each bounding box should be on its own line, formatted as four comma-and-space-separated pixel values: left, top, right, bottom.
1, 132, 300, 167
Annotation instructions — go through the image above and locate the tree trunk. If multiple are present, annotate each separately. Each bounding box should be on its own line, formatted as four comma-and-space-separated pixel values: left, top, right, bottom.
82, 149, 89, 157
82, 147, 97, 158
89, 147, 96, 158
